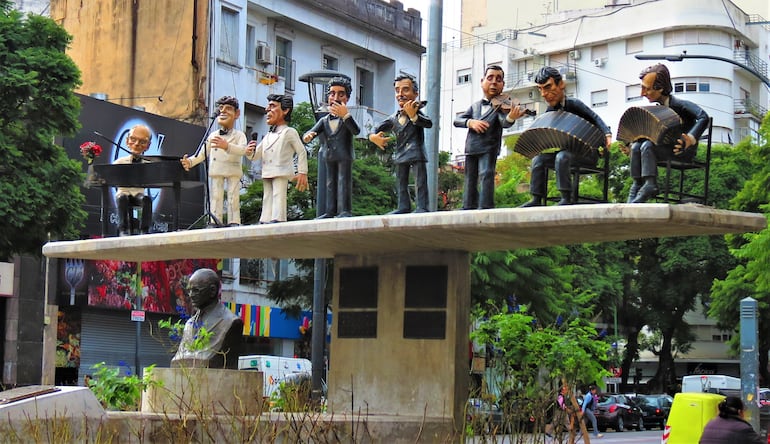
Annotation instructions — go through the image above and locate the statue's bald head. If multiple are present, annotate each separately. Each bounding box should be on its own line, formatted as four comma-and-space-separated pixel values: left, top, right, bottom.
187, 268, 220, 308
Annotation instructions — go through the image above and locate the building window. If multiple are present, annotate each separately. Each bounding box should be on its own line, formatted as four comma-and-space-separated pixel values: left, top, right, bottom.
664, 29, 731, 48
245, 24, 256, 67
591, 43, 608, 61
357, 67, 374, 108
626, 84, 642, 102
457, 68, 471, 85
275, 36, 294, 90
673, 78, 711, 94
591, 89, 608, 107
219, 7, 239, 65
626, 36, 643, 54
323, 54, 338, 71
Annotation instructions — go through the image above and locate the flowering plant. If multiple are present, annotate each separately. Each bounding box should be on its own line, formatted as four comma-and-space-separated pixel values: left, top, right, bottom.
79, 141, 103, 164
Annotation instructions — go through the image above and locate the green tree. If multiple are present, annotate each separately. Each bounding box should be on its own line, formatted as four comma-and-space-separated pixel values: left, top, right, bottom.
709, 114, 770, 383
0, 3, 85, 260
471, 306, 610, 435
633, 142, 752, 392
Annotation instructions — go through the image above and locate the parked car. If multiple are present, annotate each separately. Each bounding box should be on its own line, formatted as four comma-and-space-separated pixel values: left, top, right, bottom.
631, 394, 672, 429
594, 394, 644, 432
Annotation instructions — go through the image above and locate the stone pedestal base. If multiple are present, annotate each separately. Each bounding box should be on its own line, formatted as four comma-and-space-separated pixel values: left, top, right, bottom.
141, 367, 263, 415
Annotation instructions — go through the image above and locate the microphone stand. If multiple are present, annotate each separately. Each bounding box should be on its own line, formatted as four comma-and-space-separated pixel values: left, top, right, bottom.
188, 115, 223, 229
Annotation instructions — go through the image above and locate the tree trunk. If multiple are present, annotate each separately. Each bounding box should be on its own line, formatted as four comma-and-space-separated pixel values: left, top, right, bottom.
653, 327, 678, 393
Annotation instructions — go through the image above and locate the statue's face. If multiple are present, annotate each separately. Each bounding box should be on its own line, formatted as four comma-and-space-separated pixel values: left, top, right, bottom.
641, 72, 663, 103
216, 103, 239, 129
126, 126, 150, 156
187, 271, 218, 308
394, 78, 418, 110
266, 100, 289, 126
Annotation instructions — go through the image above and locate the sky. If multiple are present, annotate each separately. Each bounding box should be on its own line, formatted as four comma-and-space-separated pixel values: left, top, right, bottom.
399, 0, 462, 45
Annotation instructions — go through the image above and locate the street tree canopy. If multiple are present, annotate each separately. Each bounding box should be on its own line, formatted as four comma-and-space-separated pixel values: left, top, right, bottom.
0, 3, 85, 260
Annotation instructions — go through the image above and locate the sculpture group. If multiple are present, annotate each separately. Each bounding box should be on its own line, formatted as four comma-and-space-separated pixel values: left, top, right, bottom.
88, 62, 708, 233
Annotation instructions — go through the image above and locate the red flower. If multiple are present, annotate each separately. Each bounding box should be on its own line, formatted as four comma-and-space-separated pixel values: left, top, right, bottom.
79, 141, 103, 164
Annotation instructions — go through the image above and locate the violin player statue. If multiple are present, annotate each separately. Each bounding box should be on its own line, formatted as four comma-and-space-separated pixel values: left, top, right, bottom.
454, 65, 529, 210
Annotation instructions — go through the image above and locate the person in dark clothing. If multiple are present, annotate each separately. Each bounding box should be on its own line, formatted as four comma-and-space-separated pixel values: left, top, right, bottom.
369, 74, 433, 214
454, 65, 527, 210
520, 67, 612, 207
624, 63, 710, 203
303, 77, 360, 218
699, 396, 762, 444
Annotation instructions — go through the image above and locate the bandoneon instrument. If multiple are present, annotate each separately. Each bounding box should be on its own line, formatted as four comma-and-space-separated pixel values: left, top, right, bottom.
514, 110, 605, 159
616, 105, 682, 146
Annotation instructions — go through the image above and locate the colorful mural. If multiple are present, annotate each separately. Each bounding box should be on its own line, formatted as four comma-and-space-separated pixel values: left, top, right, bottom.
225, 302, 331, 340
56, 308, 81, 368
73, 258, 219, 314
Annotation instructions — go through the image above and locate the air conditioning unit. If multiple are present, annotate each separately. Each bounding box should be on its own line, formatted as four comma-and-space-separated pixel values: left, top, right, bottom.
569, 49, 581, 60
593, 58, 605, 67
558, 66, 576, 79
256, 43, 272, 64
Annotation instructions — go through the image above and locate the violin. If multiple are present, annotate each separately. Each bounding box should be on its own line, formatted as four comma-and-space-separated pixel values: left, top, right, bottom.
491, 93, 536, 116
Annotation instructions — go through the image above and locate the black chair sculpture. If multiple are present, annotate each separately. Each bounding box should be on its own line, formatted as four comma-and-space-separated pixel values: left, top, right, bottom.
655, 117, 713, 205
544, 147, 610, 204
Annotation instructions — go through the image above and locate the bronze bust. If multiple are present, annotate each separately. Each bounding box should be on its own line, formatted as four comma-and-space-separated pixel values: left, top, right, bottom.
171, 268, 243, 369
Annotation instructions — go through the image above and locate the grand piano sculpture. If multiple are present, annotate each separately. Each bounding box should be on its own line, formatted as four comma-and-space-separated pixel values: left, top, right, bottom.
92, 156, 203, 236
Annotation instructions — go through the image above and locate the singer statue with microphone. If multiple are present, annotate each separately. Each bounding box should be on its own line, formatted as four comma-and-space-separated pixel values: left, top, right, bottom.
303, 77, 360, 218
115, 124, 154, 236
368, 74, 432, 214
181, 95, 248, 226
246, 94, 309, 223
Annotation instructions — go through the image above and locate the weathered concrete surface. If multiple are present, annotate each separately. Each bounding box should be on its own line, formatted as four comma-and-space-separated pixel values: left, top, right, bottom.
141, 368, 263, 416
43, 204, 767, 261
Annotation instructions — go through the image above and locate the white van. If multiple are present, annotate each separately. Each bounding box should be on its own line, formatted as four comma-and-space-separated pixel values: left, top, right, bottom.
681, 374, 740, 393
238, 355, 311, 398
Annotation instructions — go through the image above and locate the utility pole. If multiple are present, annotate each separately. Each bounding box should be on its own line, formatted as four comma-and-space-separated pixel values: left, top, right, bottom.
740, 297, 759, 431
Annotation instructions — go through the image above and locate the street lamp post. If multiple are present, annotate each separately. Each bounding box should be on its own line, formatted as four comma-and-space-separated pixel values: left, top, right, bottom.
635, 52, 770, 88
298, 70, 352, 405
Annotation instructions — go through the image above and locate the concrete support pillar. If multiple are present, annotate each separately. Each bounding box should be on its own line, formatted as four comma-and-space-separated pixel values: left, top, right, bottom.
328, 250, 470, 431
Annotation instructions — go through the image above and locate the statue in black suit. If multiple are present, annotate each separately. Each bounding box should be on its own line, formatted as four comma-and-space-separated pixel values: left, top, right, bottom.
520, 67, 613, 207
303, 77, 360, 218
624, 64, 710, 203
454, 65, 527, 209
369, 74, 433, 214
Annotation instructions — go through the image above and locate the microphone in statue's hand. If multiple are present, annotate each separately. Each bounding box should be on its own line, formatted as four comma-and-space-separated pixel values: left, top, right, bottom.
211, 112, 221, 119
250, 132, 259, 141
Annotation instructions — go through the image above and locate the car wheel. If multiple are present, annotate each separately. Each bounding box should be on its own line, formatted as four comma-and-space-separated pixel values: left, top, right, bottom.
616, 415, 625, 432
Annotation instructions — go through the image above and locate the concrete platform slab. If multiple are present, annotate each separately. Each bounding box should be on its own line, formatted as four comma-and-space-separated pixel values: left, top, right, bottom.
42, 204, 766, 262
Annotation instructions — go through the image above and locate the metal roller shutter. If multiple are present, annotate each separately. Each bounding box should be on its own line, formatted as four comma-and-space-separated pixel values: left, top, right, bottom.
80, 308, 177, 381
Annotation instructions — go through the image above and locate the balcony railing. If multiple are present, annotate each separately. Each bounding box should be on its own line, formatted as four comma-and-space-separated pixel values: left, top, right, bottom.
734, 98, 767, 119
733, 49, 768, 79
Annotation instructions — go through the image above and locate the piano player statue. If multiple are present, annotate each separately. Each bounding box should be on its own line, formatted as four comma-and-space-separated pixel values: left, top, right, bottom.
171, 268, 244, 369
114, 124, 154, 236
181, 96, 248, 226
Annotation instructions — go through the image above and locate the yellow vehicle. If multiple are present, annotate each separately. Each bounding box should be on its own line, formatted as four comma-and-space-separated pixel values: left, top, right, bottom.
662, 392, 724, 444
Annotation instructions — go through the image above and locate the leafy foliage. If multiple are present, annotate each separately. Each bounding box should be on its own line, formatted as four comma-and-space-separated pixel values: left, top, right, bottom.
471, 306, 610, 435
709, 114, 770, 383
0, 7, 84, 260
88, 362, 159, 411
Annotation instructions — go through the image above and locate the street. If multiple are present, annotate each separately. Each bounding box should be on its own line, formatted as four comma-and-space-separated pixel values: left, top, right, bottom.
469, 430, 663, 444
